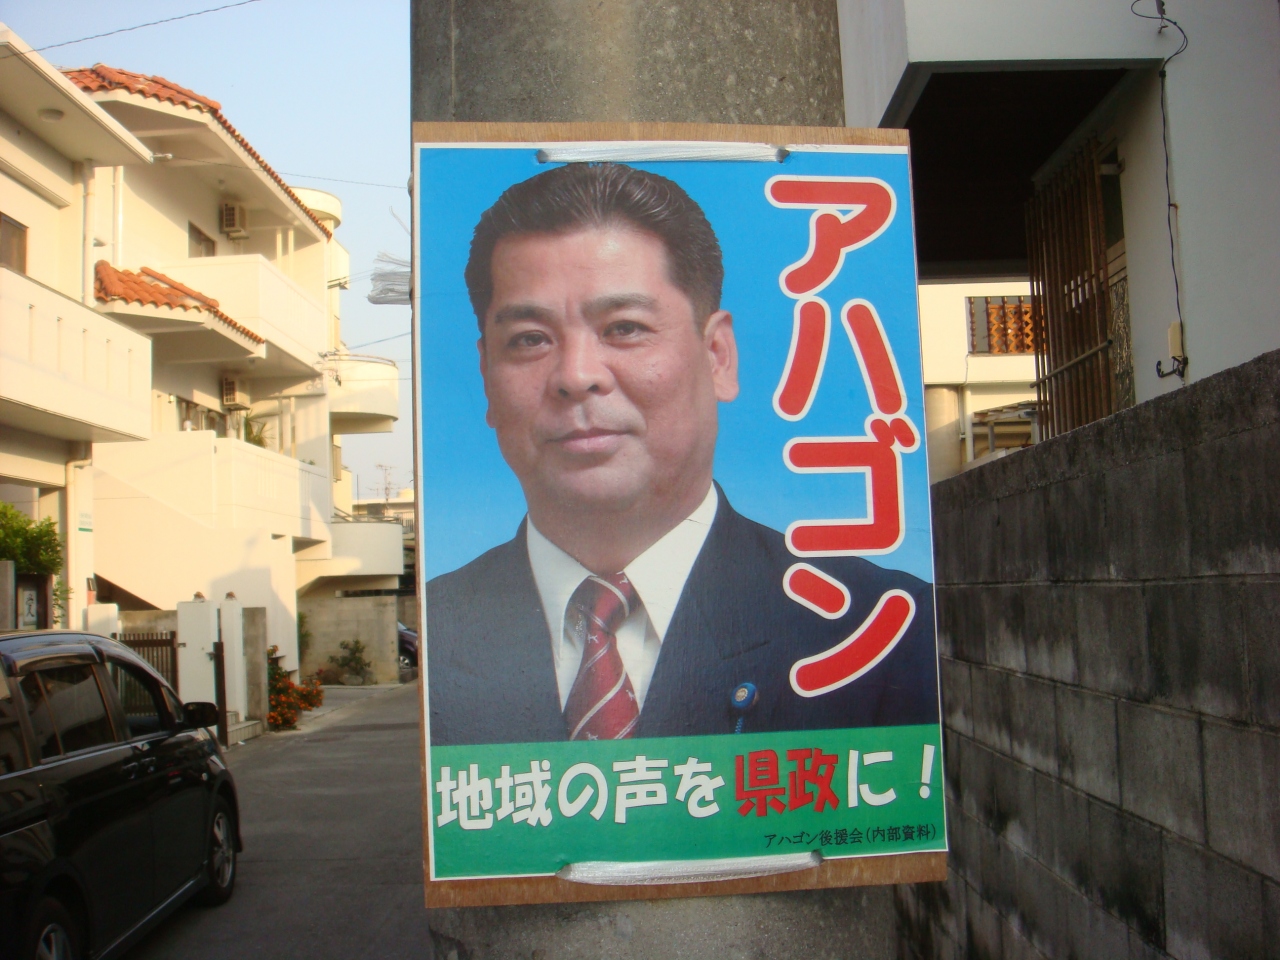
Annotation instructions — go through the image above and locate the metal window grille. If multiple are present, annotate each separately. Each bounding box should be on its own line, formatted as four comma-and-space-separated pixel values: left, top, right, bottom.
968, 296, 1035, 354
118, 631, 178, 692
1026, 140, 1116, 440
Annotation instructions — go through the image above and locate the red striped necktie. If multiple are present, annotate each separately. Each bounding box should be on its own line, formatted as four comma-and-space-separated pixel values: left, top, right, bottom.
563, 573, 640, 741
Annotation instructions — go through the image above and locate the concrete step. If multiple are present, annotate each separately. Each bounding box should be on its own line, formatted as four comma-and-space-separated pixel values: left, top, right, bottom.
228, 717, 265, 743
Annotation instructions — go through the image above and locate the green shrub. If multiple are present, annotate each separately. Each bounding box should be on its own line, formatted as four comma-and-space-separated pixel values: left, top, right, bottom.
328, 639, 372, 678
0, 502, 63, 574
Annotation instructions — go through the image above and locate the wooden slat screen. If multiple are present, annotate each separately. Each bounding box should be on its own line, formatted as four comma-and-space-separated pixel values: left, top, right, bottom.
1026, 141, 1115, 439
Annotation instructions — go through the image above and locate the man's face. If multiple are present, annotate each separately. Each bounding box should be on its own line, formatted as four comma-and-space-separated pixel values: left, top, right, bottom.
479, 225, 738, 521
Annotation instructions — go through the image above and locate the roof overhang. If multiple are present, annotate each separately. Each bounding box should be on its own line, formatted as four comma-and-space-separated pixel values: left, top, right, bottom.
85, 91, 327, 241
0, 26, 152, 165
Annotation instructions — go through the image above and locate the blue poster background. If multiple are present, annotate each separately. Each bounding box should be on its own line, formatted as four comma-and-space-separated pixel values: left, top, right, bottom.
414, 145, 932, 586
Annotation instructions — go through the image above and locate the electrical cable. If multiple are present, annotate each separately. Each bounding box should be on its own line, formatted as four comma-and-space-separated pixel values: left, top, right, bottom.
27, 1, 267, 54
159, 155, 403, 190
1131, 0, 1190, 378
348, 332, 410, 349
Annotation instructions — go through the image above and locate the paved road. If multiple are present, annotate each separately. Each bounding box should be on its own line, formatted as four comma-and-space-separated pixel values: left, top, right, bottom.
128, 683, 435, 960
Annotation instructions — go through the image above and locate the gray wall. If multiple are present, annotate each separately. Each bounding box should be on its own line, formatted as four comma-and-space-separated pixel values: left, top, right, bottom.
298, 594, 399, 684
119, 609, 178, 634
244, 606, 269, 721
897, 348, 1280, 959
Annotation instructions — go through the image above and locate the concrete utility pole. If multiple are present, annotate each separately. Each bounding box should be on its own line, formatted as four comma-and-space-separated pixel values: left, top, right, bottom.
411, 4, 898, 957
412, 1, 844, 126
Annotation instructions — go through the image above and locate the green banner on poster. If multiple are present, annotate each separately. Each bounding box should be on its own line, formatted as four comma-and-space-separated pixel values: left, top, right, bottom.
430, 726, 943, 878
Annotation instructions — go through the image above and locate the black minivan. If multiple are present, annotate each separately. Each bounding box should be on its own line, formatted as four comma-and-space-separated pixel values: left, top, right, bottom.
0, 631, 242, 960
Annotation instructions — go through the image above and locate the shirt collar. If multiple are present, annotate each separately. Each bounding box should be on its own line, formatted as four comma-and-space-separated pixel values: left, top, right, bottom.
525, 483, 719, 651
621, 484, 718, 640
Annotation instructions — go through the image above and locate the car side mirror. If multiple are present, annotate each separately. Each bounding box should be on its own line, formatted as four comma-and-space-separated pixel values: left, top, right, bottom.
183, 701, 218, 728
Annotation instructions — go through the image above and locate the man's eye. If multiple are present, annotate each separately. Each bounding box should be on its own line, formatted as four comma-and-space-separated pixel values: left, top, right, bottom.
606, 320, 647, 338
509, 331, 549, 349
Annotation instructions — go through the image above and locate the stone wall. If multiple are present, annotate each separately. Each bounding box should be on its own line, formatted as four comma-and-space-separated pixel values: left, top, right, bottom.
119, 609, 178, 634
297, 594, 400, 684
896, 349, 1280, 959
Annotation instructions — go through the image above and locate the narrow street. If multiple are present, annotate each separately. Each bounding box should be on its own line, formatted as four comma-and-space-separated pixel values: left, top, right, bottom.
128, 683, 433, 960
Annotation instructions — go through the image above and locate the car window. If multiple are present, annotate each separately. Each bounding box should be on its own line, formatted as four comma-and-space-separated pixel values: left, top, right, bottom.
161, 687, 185, 727
31, 665, 116, 755
19, 674, 61, 760
104, 660, 167, 738
0, 683, 28, 774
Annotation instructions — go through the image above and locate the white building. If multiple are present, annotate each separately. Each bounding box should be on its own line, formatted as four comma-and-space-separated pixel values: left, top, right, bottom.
0, 26, 153, 630
837, 0, 1280, 435
919, 280, 1037, 482
0, 26, 403, 700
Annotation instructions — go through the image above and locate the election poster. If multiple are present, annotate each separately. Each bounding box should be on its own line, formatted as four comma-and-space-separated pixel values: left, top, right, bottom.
412, 123, 945, 905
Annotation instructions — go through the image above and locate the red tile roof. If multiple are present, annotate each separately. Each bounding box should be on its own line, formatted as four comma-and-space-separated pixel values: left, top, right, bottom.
66, 65, 332, 240
94, 260, 265, 345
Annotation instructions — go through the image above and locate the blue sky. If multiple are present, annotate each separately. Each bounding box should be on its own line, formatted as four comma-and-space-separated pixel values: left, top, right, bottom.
1, 0, 415, 498
416, 146, 935, 584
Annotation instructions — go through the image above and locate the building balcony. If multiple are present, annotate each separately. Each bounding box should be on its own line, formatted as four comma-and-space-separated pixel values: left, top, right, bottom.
92, 430, 330, 544
158, 254, 328, 376
325, 353, 399, 435
296, 517, 404, 592
0, 265, 151, 442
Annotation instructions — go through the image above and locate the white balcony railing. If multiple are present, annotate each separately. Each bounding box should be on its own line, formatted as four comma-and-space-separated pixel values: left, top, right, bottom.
326, 353, 400, 434
93, 431, 330, 542
158, 255, 328, 369
214, 437, 330, 541
0, 266, 151, 441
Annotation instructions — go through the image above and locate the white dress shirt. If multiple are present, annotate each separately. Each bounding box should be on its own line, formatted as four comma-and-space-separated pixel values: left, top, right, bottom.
526, 484, 719, 711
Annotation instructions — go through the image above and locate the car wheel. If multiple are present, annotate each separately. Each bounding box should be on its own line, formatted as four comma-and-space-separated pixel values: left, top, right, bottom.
25, 897, 82, 960
193, 796, 237, 906
398, 653, 413, 671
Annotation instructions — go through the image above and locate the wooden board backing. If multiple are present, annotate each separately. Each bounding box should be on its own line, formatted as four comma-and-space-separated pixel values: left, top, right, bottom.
423, 851, 947, 909
411, 121, 907, 147
412, 122, 935, 908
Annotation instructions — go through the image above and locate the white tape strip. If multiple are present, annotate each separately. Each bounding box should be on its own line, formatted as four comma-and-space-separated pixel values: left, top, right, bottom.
556, 850, 822, 885
536, 141, 786, 163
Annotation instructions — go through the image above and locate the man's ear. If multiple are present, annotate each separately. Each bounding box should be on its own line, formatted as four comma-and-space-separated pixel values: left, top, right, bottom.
478, 335, 496, 428
704, 310, 739, 403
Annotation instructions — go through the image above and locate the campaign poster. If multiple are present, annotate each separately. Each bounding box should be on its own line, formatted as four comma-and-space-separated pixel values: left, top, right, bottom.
413, 130, 944, 894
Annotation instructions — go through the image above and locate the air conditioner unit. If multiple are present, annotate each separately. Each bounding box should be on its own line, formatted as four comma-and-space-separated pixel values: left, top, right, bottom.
221, 378, 250, 410
219, 202, 249, 240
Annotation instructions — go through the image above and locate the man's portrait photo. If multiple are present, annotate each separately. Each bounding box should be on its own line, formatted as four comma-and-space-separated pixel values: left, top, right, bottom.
421, 157, 939, 748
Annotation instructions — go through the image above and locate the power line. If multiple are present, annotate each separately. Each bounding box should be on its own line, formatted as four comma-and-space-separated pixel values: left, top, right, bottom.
32, 0, 266, 53
159, 155, 403, 190
348, 332, 411, 349
280, 172, 404, 190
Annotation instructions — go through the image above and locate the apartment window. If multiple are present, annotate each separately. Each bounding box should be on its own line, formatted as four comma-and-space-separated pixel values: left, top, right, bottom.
1, 213, 28, 274
968, 296, 1034, 354
188, 222, 216, 258
178, 398, 227, 437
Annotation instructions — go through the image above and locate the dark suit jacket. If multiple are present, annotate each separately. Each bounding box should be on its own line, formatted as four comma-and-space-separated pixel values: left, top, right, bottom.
426, 488, 938, 746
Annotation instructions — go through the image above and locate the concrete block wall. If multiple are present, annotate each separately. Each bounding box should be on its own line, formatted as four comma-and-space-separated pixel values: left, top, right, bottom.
896, 349, 1280, 960
297, 594, 399, 683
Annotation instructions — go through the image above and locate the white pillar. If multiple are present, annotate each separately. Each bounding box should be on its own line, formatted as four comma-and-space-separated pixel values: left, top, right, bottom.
176, 597, 218, 703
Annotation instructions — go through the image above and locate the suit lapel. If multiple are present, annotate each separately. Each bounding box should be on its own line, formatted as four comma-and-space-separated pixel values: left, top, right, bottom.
482, 526, 566, 742
637, 490, 762, 738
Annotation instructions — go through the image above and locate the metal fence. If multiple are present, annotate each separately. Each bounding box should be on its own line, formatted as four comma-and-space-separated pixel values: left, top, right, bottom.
118, 631, 178, 692
968, 295, 1035, 355
1026, 140, 1116, 439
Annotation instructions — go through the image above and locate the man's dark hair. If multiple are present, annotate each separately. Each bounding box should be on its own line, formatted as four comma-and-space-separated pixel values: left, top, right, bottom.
465, 162, 723, 329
